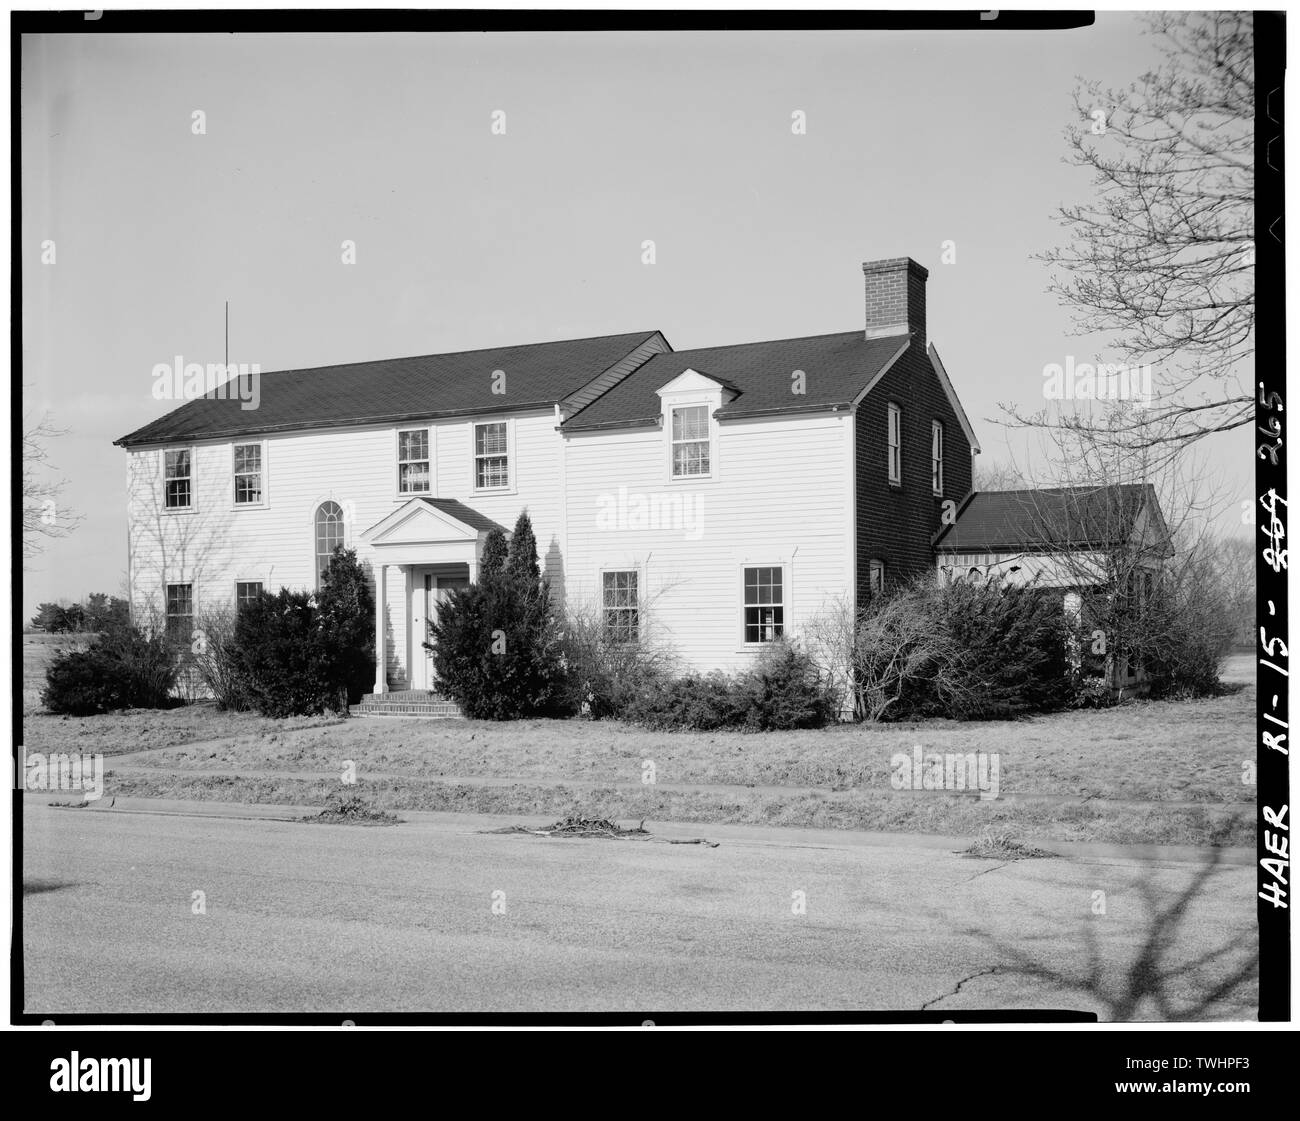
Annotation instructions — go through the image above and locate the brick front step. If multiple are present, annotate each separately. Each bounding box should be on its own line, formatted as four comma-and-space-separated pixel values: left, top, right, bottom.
354, 690, 462, 719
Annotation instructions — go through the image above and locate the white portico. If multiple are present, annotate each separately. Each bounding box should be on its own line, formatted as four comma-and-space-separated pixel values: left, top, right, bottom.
361, 498, 506, 693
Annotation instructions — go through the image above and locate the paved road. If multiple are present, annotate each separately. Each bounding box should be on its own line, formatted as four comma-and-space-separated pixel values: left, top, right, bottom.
21, 797, 1258, 1019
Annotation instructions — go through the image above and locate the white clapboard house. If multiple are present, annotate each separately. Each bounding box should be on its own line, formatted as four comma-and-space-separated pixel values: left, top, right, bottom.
116, 257, 980, 709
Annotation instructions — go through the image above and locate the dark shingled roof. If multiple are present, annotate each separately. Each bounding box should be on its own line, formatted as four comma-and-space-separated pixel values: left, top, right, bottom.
115, 331, 661, 448
932, 484, 1165, 552
411, 498, 506, 536
560, 331, 910, 431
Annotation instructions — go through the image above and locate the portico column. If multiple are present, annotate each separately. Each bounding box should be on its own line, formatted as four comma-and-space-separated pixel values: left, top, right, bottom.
373, 563, 387, 694
467, 558, 479, 584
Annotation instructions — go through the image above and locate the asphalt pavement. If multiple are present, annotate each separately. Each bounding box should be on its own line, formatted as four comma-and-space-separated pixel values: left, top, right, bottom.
21, 796, 1258, 1019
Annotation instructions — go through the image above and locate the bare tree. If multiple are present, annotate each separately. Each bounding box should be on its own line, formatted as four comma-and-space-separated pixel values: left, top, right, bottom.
22, 413, 80, 564
127, 447, 239, 628
1001, 419, 1236, 696
806, 584, 975, 722
1011, 12, 1254, 461
1204, 534, 1254, 647
972, 458, 1027, 492
559, 579, 681, 717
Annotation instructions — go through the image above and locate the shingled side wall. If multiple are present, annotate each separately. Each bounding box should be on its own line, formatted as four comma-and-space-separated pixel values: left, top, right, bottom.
855, 342, 972, 607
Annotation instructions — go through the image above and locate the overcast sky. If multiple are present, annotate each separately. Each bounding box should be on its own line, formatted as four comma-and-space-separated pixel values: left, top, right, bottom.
20, 17, 1254, 619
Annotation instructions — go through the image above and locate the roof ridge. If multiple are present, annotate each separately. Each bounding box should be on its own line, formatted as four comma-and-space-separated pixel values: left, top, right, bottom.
975, 484, 1144, 496
244, 329, 661, 378
659, 328, 899, 358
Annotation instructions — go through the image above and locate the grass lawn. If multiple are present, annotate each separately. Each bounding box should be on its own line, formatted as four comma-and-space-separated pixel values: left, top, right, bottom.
22, 704, 342, 756
25, 669, 1256, 847
121, 686, 1253, 802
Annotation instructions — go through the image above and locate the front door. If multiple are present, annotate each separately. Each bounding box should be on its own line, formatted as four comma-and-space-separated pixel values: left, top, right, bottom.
430, 577, 470, 692
409, 571, 433, 692
413, 573, 470, 692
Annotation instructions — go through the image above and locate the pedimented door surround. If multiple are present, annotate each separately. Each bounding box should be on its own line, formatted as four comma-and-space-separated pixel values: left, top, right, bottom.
360, 498, 505, 694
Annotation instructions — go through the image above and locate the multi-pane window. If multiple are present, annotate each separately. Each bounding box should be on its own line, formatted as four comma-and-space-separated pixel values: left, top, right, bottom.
931, 421, 944, 496
236, 581, 263, 612
398, 429, 431, 494
602, 570, 639, 644
165, 449, 192, 509
166, 583, 193, 645
868, 559, 886, 595
887, 404, 902, 484
233, 443, 263, 505
315, 501, 346, 588
743, 566, 784, 644
474, 422, 509, 489
671, 405, 711, 478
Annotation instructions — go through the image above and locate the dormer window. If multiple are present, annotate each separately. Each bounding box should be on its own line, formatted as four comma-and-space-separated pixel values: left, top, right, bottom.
671, 405, 711, 477
657, 368, 728, 483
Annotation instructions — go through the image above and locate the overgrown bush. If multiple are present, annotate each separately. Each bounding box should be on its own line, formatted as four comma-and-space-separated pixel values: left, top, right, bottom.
1140, 577, 1234, 700
427, 511, 568, 719
744, 641, 842, 729
191, 608, 255, 711
838, 586, 972, 721
623, 641, 839, 731
558, 603, 675, 720
232, 589, 340, 717
1069, 673, 1113, 709
916, 581, 1072, 720
623, 671, 749, 731
41, 625, 179, 715
1057, 543, 1234, 704
811, 578, 1071, 722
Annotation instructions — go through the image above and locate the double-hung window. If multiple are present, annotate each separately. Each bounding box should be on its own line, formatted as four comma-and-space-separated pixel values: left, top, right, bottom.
233, 443, 263, 505
602, 571, 639, 644
165, 449, 192, 509
398, 429, 431, 494
671, 405, 711, 478
887, 404, 902, 485
474, 422, 509, 490
166, 583, 193, 645
743, 566, 784, 644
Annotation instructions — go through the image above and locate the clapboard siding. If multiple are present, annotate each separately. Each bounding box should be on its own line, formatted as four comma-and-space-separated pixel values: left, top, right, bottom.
126, 407, 563, 683
563, 410, 853, 673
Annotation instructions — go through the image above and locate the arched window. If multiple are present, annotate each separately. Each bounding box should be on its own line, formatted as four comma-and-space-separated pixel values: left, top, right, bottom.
315, 501, 346, 588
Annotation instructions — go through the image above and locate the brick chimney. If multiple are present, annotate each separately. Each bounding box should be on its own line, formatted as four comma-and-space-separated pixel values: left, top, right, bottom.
862, 257, 928, 346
